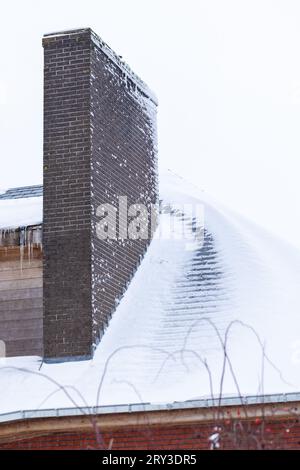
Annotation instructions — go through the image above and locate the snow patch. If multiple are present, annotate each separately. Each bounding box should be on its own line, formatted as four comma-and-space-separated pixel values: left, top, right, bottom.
0, 197, 42, 230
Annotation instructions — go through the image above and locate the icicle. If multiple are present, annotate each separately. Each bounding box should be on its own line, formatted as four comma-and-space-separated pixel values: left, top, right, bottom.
33, 226, 43, 257
29, 227, 35, 265
19, 227, 26, 273
19, 244, 24, 272
27, 228, 31, 266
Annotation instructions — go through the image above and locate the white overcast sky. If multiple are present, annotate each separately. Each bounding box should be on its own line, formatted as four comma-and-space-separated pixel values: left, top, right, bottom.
1, 0, 300, 248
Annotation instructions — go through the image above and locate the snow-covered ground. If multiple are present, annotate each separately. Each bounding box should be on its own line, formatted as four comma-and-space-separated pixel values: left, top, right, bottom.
1, 169, 300, 414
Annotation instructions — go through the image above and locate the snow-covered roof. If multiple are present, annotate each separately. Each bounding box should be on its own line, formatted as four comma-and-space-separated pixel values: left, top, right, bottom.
0, 186, 42, 230
1, 170, 300, 415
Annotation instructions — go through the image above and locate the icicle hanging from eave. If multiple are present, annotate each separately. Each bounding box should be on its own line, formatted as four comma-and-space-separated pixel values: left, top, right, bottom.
0, 224, 43, 270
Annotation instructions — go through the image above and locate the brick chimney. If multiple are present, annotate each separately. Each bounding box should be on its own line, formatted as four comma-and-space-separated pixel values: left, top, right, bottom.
43, 28, 158, 361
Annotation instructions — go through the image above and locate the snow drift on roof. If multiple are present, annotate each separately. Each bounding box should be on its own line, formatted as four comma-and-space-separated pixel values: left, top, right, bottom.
1, 170, 300, 414
0, 197, 42, 230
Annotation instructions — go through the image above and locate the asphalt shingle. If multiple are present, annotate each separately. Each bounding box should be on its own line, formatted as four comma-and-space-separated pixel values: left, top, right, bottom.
0, 186, 43, 200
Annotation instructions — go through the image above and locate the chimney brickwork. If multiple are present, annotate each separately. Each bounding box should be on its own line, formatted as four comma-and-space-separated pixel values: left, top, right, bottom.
43, 28, 158, 360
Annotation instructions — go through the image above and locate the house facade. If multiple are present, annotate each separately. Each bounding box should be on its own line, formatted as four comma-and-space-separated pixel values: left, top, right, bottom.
1, 28, 300, 451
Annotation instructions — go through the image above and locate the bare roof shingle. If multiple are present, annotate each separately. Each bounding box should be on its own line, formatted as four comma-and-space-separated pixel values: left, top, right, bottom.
0, 185, 43, 200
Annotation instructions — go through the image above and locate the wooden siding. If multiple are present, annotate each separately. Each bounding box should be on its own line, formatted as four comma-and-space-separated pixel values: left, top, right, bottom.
0, 236, 43, 357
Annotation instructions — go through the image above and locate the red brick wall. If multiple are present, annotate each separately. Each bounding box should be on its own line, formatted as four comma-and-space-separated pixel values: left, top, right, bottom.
1, 418, 300, 450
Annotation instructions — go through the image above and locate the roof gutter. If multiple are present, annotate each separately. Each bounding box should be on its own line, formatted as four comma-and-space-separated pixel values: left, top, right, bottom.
0, 392, 300, 444
1, 391, 300, 424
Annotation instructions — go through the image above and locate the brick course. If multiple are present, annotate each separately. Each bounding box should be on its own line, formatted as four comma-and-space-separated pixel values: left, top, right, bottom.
1, 418, 300, 450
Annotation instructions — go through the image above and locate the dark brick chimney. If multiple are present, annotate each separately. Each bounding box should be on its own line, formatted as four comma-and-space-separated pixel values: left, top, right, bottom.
43, 28, 158, 360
